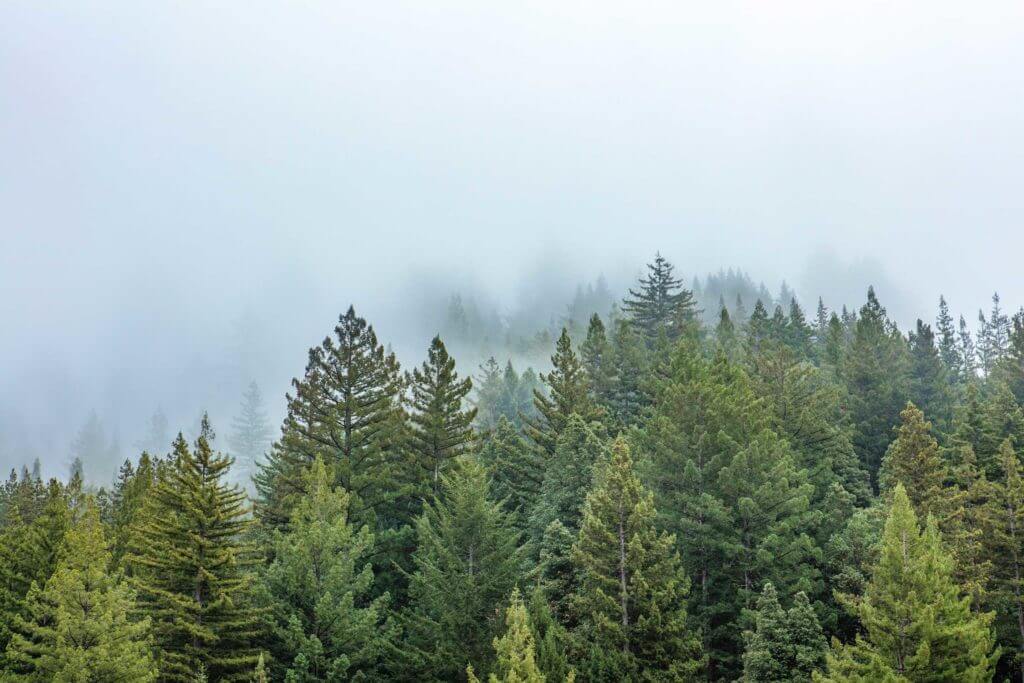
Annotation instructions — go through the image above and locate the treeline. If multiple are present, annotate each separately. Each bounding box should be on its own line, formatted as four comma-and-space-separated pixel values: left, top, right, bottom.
2, 253, 1024, 681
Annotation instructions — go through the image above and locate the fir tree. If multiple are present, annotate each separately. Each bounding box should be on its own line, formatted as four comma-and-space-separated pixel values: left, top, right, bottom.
4, 500, 157, 681
256, 306, 407, 531
479, 416, 543, 527
907, 320, 954, 431
229, 381, 273, 483
622, 253, 698, 344
127, 422, 261, 681
936, 296, 961, 381
527, 587, 572, 683
524, 329, 602, 458
570, 438, 703, 682
466, 588, 546, 683
742, 583, 826, 683
879, 403, 947, 520
959, 314, 979, 380
258, 459, 393, 680
408, 336, 477, 497
604, 320, 648, 431
815, 484, 999, 682
401, 459, 525, 681
580, 313, 612, 403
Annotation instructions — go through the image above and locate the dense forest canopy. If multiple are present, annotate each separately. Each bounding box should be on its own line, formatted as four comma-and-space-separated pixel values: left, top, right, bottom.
3, 252, 1024, 681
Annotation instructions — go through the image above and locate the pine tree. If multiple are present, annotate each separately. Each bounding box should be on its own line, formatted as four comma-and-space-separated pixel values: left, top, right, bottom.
524, 329, 602, 458
256, 306, 407, 531
408, 336, 477, 497
879, 403, 947, 520
622, 253, 698, 344
4, 500, 157, 681
581, 313, 612, 404
845, 287, 909, 490
479, 416, 543, 527
907, 320, 954, 431
466, 588, 546, 683
229, 381, 273, 484
936, 296, 961, 382
604, 320, 648, 431
0, 481, 71, 664
258, 459, 393, 680
569, 438, 703, 682
815, 484, 999, 682
401, 459, 525, 681
742, 583, 826, 683
787, 298, 813, 359
127, 421, 261, 681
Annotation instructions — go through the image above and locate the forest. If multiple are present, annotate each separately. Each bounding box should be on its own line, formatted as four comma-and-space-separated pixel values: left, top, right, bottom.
2, 252, 1024, 682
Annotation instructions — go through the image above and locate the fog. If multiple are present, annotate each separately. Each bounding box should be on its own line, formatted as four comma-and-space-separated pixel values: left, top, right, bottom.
2, 1, 1023, 481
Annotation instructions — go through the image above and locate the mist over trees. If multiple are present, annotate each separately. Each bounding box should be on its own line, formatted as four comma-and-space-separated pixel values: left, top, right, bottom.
3, 251, 1023, 680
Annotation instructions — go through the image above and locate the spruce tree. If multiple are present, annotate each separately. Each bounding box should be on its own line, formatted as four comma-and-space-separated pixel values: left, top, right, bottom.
845, 287, 909, 490
256, 306, 407, 531
936, 296, 961, 382
815, 484, 998, 682
479, 416, 543, 527
127, 423, 261, 681
960, 314, 979, 380
258, 459, 393, 681
580, 313, 612, 404
408, 336, 477, 497
467, 588, 547, 683
569, 438, 703, 682
527, 587, 572, 683
907, 320, 954, 431
228, 381, 273, 483
524, 329, 602, 458
604, 320, 648, 431
622, 253, 698, 345
401, 459, 525, 681
879, 403, 947, 520
4, 500, 156, 681
742, 583, 826, 683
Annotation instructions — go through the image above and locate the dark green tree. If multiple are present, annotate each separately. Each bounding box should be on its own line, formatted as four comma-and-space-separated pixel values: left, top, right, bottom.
622, 253, 698, 345
907, 320, 954, 431
479, 416, 543, 528
742, 583, 826, 683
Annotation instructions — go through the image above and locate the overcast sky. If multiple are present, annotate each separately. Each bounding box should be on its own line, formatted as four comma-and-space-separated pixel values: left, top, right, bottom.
2, 1, 1023, 477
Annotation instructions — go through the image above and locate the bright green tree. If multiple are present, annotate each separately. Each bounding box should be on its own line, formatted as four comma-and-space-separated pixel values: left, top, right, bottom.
815, 484, 999, 682
466, 588, 546, 683
127, 423, 261, 682
4, 500, 156, 682
570, 438, 703, 682
879, 403, 947, 520
401, 459, 526, 681
258, 459, 393, 681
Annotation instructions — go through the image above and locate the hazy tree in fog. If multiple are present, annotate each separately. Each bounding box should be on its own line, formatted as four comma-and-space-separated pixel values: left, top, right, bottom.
228, 382, 273, 482
134, 408, 169, 456
69, 410, 109, 482
623, 253, 699, 344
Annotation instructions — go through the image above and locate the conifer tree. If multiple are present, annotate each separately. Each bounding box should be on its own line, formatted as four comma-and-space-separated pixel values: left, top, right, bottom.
978, 293, 1011, 377
742, 583, 826, 683
845, 287, 909, 490
879, 403, 947, 520
822, 313, 846, 376
479, 416, 543, 527
907, 320, 954, 430
622, 253, 698, 344
815, 484, 998, 682
258, 459, 393, 680
5, 500, 156, 681
408, 336, 477, 497
401, 459, 525, 681
256, 306, 407, 531
813, 298, 829, 350
580, 313, 612, 402
978, 382, 1024, 477
524, 329, 602, 458
467, 588, 546, 683
0, 481, 71, 663
569, 438, 703, 682
527, 587, 572, 683
960, 314, 979, 380
715, 305, 741, 362
787, 298, 813, 359
228, 381, 273, 483
604, 320, 648, 431
128, 422, 261, 681
936, 295, 961, 381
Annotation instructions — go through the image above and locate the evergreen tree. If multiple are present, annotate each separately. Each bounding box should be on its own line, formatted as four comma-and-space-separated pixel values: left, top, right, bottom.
527, 587, 572, 683
604, 320, 649, 432
936, 296, 961, 382
466, 588, 547, 683
258, 459, 392, 681
978, 293, 1011, 376
524, 329, 602, 458
715, 304, 742, 362
401, 459, 525, 681
229, 381, 273, 483
907, 320, 954, 431
622, 253, 698, 344
479, 417, 543, 527
742, 583, 826, 683
570, 438, 703, 682
959, 314, 979, 380
815, 484, 999, 682
4, 500, 156, 681
135, 408, 170, 455
580, 313, 612, 404
256, 306, 407, 531
879, 403, 947, 520
787, 298, 813, 359
127, 422, 261, 681
408, 336, 477, 497
845, 287, 909, 490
